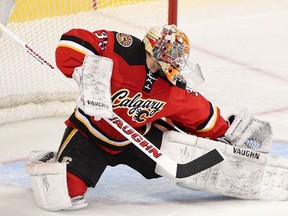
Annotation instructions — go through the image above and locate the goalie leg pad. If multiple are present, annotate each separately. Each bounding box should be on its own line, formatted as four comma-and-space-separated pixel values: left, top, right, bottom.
25, 151, 88, 211
156, 131, 288, 200
155, 131, 200, 180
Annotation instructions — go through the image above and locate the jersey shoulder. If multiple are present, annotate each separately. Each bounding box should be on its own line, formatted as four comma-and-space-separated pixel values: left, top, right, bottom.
112, 31, 146, 65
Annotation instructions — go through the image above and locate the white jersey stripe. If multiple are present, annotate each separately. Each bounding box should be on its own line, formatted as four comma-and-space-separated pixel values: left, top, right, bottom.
75, 109, 132, 147
57, 40, 95, 56
197, 104, 218, 133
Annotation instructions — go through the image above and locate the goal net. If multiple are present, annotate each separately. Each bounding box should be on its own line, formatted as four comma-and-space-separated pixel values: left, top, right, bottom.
0, 0, 175, 125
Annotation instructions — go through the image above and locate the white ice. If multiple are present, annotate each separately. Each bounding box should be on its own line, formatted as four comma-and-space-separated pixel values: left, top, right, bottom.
1, 0, 288, 215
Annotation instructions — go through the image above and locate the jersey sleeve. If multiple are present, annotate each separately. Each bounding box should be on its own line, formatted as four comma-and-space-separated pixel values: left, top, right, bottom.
55, 28, 109, 77
167, 87, 228, 140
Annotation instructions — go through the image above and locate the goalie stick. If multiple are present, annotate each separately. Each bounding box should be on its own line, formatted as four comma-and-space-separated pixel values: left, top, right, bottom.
105, 114, 224, 178
0, 22, 76, 90
0, 22, 224, 178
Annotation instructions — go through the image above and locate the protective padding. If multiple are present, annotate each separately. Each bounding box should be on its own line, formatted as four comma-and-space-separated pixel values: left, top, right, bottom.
225, 109, 273, 153
156, 131, 288, 200
77, 54, 113, 120
25, 151, 72, 211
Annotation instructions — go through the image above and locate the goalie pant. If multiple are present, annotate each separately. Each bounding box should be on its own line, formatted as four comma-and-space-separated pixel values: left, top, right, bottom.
155, 131, 288, 201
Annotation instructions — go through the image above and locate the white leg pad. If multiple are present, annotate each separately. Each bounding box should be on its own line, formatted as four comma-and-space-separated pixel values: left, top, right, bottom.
156, 131, 288, 200
25, 151, 73, 211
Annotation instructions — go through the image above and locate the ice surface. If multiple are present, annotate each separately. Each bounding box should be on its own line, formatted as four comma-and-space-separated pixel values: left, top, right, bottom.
1, 143, 288, 216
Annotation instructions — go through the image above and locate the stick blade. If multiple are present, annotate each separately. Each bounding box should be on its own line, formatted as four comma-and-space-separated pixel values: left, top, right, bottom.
176, 149, 224, 178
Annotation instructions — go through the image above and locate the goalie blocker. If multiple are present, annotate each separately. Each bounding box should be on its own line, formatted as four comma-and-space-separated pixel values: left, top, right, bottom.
156, 130, 288, 200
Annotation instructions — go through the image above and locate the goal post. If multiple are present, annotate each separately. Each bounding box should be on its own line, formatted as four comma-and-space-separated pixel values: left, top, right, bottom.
0, 0, 178, 125
168, 0, 178, 25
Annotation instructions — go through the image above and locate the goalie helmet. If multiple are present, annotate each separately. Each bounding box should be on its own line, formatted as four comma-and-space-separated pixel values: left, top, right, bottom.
143, 24, 190, 88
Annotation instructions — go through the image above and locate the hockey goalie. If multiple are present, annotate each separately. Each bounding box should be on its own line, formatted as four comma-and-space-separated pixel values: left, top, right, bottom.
23, 24, 288, 211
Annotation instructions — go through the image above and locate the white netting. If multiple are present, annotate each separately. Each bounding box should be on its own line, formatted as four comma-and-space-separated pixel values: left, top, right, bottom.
0, 0, 170, 124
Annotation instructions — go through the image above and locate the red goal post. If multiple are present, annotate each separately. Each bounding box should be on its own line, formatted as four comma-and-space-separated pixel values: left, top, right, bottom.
92, 0, 178, 25
168, 0, 178, 25
0, 0, 178, 125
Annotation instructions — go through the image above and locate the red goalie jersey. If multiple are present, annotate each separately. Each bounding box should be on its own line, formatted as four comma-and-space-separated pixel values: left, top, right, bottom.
55, 28, 228, 153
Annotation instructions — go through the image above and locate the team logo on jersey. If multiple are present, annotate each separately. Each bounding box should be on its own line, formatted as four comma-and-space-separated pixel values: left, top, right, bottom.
116, 33, 133, 47
112, 89, 166, 123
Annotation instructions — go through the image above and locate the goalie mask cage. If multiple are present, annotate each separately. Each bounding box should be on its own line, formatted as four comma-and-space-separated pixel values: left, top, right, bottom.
0, 0, 177, 125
